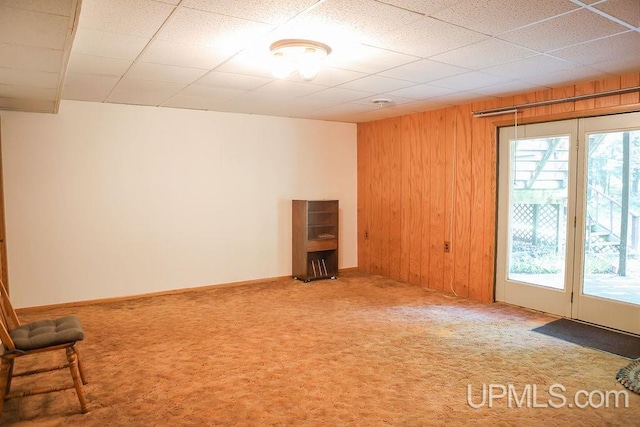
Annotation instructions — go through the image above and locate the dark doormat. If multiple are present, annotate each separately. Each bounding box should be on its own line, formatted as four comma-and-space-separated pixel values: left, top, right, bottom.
532, 318, 640, 359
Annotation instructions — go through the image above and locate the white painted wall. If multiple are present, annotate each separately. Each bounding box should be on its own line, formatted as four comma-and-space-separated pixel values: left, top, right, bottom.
0, 101, 357, 308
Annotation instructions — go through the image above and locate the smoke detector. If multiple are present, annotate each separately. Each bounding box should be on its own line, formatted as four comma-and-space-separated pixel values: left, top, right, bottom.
370, 98, 393, 107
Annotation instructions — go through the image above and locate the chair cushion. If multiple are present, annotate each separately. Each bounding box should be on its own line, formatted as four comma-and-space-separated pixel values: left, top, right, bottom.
9, 315, 84, 351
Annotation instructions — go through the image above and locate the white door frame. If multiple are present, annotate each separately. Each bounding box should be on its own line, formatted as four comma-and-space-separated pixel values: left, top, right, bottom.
496, 112, 640, 335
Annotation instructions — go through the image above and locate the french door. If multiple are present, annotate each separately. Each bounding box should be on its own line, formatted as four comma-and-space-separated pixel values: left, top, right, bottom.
496, 112, 640, 335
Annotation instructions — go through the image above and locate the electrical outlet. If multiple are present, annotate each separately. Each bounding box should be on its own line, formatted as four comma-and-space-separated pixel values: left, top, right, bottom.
444, 241, 450, 252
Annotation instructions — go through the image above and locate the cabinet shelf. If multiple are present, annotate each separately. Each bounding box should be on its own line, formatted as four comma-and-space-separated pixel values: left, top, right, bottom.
292, 200, 339, 282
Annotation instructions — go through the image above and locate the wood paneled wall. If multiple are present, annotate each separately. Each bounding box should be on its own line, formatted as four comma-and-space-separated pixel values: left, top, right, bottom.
357, 73, 640, 303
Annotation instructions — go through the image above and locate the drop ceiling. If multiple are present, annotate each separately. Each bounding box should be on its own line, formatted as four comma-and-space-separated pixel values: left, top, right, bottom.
1, 0, 639, 123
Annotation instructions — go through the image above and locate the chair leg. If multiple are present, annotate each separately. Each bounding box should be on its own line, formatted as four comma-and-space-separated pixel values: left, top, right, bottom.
5, 359, 13, 395
0, 357, 12, 414
65, 347, 88, 414
74, 346, 88, 385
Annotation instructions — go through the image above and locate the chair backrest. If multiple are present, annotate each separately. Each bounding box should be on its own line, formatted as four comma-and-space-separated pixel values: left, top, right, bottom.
0, 280, 19, 352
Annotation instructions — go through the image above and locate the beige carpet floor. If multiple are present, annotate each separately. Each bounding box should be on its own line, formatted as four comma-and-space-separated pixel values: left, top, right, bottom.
1, 271, 637, 426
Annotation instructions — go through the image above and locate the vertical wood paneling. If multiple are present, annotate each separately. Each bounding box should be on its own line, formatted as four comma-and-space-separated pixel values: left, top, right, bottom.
453, 105, 471, 297
356, 72, 640, 303
388, 119, 402, 280
469, 103, 486, 301
595, 77, 621, 108
621, 73, 640, 105
357, 125, 371, 272
400, 117, 411, 282
443, 108, 455, 294
409, 115, 423, 285
483, 116, 498, 302
514, 92, 537, 119
534, 89, 554, 117
379, 121, 391, 277
420, 112, 431, 287
428, 109, 445, 291
370, 123, 383, 274
575, 81, 596, 111
551, 86, 575, 115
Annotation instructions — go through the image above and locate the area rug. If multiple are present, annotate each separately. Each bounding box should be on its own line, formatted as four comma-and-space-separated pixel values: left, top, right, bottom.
616, 358, 640, 394
532, 318, 640, 359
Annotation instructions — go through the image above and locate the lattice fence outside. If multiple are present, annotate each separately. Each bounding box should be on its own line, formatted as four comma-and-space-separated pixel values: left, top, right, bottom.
511, 203, 561, 249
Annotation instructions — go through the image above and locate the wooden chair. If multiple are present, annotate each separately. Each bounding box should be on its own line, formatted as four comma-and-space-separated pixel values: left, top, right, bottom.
0, 280, 88, 414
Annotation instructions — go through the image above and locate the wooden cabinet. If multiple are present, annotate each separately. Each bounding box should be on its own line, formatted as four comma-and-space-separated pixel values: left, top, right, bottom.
292, 200, 338, 282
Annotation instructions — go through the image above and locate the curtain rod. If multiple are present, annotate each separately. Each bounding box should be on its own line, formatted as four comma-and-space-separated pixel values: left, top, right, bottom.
472, 85, 640, 117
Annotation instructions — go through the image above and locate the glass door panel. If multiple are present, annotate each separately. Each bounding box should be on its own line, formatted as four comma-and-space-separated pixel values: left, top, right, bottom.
496, 120, 576, 317
508, 136, 570, 289
583, 129, 640, 307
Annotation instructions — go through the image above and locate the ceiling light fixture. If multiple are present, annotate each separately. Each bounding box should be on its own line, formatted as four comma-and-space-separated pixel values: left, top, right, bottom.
269, 39, 332, 82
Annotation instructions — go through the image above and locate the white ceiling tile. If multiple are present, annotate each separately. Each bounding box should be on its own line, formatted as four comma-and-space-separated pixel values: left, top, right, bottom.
67, 53, 132, 76
158, 7, 273, 54
379, 59, 469, 83
307, 87, 375, 103
473, 80, 550, 97
430, 38, 537, 69
385, 84, 457, 100
549, 31, 640, 66
2, 0, 638, 122
62, 72, 120, 101
213, 47, 274, 78
231, 91, 297, 105
72, 28, 149, 60
315, 102, 379, 117
110, 77, 186, 93
429, 71, 510, 91
0, 6, 71, 50
108, 78, 187, 105
162, 94, 222, 110
432, 0, 578, 36
79, 0, 175, 38
0, 83, 57, 100
323, 43, 419, 74
253, 80, 326, 97
368, 17, 489, 58
594, 0, 640, 27
482, 55, 579, 80
180, 84, 247, 99
283, 96, 343, 111
590, 56, 640, 75
337, 75, 414, 93
128, 62, 209, 83
520, 66, 612, 87
1, 0, 75, 17
375, 0, 467, 16
428, 90, 489, 105
0, 43, 63, 72
287, 0, 423, 45
350, 95, 417, 107
293, 67, 366, 87
184, 0, 318, 25
0, 67, 58, 88
140, 40, 229, 69
499, 8, 629, 52
196, 71, 273, 90
400, 99, 454, 111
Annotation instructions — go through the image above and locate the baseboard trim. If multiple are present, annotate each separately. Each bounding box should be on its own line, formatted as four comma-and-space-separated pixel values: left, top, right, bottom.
16, 267, 359, 315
